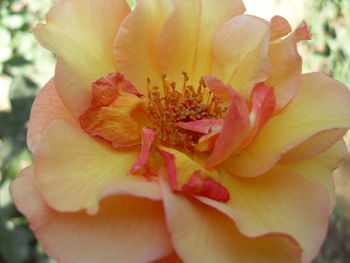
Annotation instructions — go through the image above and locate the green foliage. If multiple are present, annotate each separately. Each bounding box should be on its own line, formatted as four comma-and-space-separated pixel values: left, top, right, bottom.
303, 0, 350, 87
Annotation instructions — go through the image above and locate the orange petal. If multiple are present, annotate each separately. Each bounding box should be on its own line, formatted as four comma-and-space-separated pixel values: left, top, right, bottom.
212, 15, 271, 99
79, 74, 147, 148
115, 0, 172, 92
204, 75, 235, 104
33, 0, 130, 116
223, 73, 350, 177
282, 140, 347, 213
11, 167, 172, 263
270, 15, 292, 41
35, 120, 161, 213
152, 252, 183, 263
158, 0, 245, 85
266, 22, 311, 112
130, 127, 155, 173
157, 147, 229, 202
282, 128, 347, 162
200, 165, 329, 262
27, 79, 74, 152
159, 175, 302, 263
206, 84, 250, 169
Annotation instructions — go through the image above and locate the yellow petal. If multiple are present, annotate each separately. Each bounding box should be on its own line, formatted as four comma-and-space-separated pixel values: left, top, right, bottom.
27, 79, 74, 153
33, 0, 130, 116
212, 15, 271, 99
115, 0, 172, 92
35, 120, 161, 213
11, 167, 172, 263
158, 0, 245, 85
159, 175, 302, 263
223, 73, 350, 177
282, 140, 347, 212
200, 165, 329, 262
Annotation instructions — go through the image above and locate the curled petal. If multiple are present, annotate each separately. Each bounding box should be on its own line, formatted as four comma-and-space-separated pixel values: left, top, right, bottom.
282, 140, 347, 212
11, 167, 172, 263
223, 73, 350, 178
33, 0, 130, 116
27, 79, 74, 152
199, 165, 329, 263
159, 175, 302, 263
130, 128, 155, 173
270, 15, 292, 41
35, 120, 161, 213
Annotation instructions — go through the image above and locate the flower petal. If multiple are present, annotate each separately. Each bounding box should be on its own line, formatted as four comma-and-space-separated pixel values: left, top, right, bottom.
151, 252, 183, 263
269, 15, 292, 41
206, 85, 250, 169
212, 15, 271, 99
115, 0, 172, 92
11, 167, 172, 263
223, 73, 350, 177
158, 0, 245, 85
266, 22, 310, 112
33, 0, 130, 116
281, 128, 347, 162
27, 79, 74, 152
159, 175, 302, 263
130, 128, 155, 173
282, 140, 347, 212
200, 165, 329, 262
35, 120, 161, 213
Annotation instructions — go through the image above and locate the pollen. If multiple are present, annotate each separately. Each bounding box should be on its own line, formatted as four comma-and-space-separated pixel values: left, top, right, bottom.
147, 72, 226, 151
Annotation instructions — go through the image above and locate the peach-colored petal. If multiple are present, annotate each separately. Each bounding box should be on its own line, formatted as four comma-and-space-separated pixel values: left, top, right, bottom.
151, 252, 183, 263
204, 75, 235, 104
270, 15, 292, 41
266, 22, 311, 112
27, 79, 74, 152
159, 175, 302, 263
212, 15, 271, 99
282, 140, 347, 212
11, 167, 172, 263
115, 0, 172, 92
35, 120, 161, 214
281, 128, 347, 162
206, 86, 250, 169
130, 128, 155, 173
158, 0, 245, 85
33, 0, 130, 116
200, 165, 329, 262
223, 73, 350, 177
176, 119, 223, 134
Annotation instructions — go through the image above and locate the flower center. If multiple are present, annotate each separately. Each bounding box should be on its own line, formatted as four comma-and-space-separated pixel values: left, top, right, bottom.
147, 73, 226, 151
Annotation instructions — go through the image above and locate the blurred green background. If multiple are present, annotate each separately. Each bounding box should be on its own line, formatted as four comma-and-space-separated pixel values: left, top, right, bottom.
0, 0, 349, 262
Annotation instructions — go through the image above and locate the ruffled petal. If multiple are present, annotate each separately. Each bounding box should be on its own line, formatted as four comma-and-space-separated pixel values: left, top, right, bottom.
35, 120, 161, 213
158, 0, 245, 85
282, 140, 347, 212
33, 0, 130, 116
27, 79, 74, 152
115, 0, 172, 92
223, 73, 350, 177
212, 15, 271, 99
269, 15, 291, 41
11, 167, 172, 263
266, 22, 311, 112
159, 175, 302, 263
200, 165, 329, 262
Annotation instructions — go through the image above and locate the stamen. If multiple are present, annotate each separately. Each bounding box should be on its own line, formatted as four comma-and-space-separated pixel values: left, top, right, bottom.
148, 73, 227, 151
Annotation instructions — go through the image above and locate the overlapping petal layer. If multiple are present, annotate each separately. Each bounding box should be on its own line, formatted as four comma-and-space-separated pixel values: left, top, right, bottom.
35, 120, 161, 214
11, 167, 172, 263
33, 0, 130, 116
160, 175, 302, 263
223, 73, 350, 177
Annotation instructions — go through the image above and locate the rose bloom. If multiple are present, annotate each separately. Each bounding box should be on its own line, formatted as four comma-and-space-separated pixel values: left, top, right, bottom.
10, 0, 350, 262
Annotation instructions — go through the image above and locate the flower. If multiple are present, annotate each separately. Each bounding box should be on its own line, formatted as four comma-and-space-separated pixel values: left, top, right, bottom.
10, 0, 350, 262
